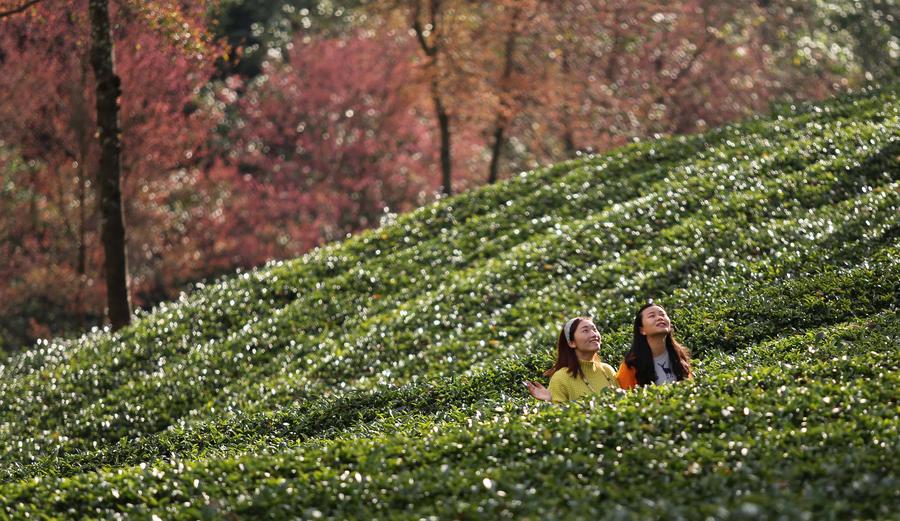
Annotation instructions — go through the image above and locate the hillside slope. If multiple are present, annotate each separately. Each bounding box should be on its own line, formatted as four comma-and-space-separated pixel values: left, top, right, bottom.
0, 86, 898, 519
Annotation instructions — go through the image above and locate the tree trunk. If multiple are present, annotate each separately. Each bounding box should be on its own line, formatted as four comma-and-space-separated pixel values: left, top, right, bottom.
413, 0, 452, 197
434, 88, 452, 196
28, 168, 39, 233
88, 0, 131, 329
76, 57, 91, 331
561, 48, 576, 156
486, 5, 522, 184
487, 124, 505, 184
77, 156, 87, 330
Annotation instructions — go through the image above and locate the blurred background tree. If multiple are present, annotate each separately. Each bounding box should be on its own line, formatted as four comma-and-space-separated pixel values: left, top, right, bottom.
0, 0, 894, 354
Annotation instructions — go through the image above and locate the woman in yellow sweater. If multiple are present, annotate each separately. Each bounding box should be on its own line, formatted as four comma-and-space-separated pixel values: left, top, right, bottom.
525, 316, 619, 402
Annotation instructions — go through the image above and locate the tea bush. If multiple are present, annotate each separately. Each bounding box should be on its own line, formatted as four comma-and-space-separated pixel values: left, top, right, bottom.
0, 86, 897, 519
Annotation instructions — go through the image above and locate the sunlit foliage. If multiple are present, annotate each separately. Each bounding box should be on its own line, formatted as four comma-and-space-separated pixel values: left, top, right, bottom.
0, 86, 897, 518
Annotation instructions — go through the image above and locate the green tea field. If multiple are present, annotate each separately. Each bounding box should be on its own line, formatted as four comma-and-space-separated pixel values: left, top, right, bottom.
1, 86, 898, 519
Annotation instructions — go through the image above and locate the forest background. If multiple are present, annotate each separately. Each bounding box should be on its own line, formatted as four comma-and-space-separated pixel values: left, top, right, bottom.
0, 0, 897, 353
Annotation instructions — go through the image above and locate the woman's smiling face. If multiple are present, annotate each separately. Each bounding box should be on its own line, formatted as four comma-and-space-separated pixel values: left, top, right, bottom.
640, 305, 671, 337
570, 319, 601, 353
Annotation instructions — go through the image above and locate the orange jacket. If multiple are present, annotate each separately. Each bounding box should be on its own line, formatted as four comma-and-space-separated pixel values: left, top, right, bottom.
616, 362, 638, 390
617, 360, 693, 388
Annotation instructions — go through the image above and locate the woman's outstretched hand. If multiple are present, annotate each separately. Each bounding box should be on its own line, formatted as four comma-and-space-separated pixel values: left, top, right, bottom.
524, 381, 551, 402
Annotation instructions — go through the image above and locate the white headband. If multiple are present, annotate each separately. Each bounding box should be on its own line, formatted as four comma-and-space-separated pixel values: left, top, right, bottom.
562, 318, 579, 342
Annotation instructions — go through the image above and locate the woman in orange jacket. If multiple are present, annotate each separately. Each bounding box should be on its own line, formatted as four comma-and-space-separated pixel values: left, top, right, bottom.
616, 302, 692, 389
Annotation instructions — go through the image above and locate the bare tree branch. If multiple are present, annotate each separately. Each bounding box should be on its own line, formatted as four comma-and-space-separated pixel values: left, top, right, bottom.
412, 0, 438, 56
0, 0, 46, 19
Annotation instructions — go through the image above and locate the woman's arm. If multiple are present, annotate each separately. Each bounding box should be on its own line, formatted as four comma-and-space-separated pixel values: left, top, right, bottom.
547, 372, 569, 402
603, 363, 621, 390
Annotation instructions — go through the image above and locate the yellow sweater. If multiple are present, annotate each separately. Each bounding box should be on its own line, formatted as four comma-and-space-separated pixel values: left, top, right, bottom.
548, 359, 619, 402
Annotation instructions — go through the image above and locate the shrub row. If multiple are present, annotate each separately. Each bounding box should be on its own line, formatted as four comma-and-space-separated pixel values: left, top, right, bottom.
1, 88, 897, 457
1, 310, 896, 519
0, 85, 896, 519
3, 245, 896, 484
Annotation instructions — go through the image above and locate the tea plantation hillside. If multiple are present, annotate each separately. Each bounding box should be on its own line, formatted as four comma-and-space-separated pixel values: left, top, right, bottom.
1, 86, 898, 519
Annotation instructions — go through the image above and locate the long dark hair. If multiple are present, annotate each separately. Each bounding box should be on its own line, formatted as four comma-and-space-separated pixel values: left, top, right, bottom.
544, 317, 595, 379
623, 303, 691, 386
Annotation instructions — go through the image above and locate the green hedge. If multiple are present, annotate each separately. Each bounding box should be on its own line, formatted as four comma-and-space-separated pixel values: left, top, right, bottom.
0, 85, 897, 519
